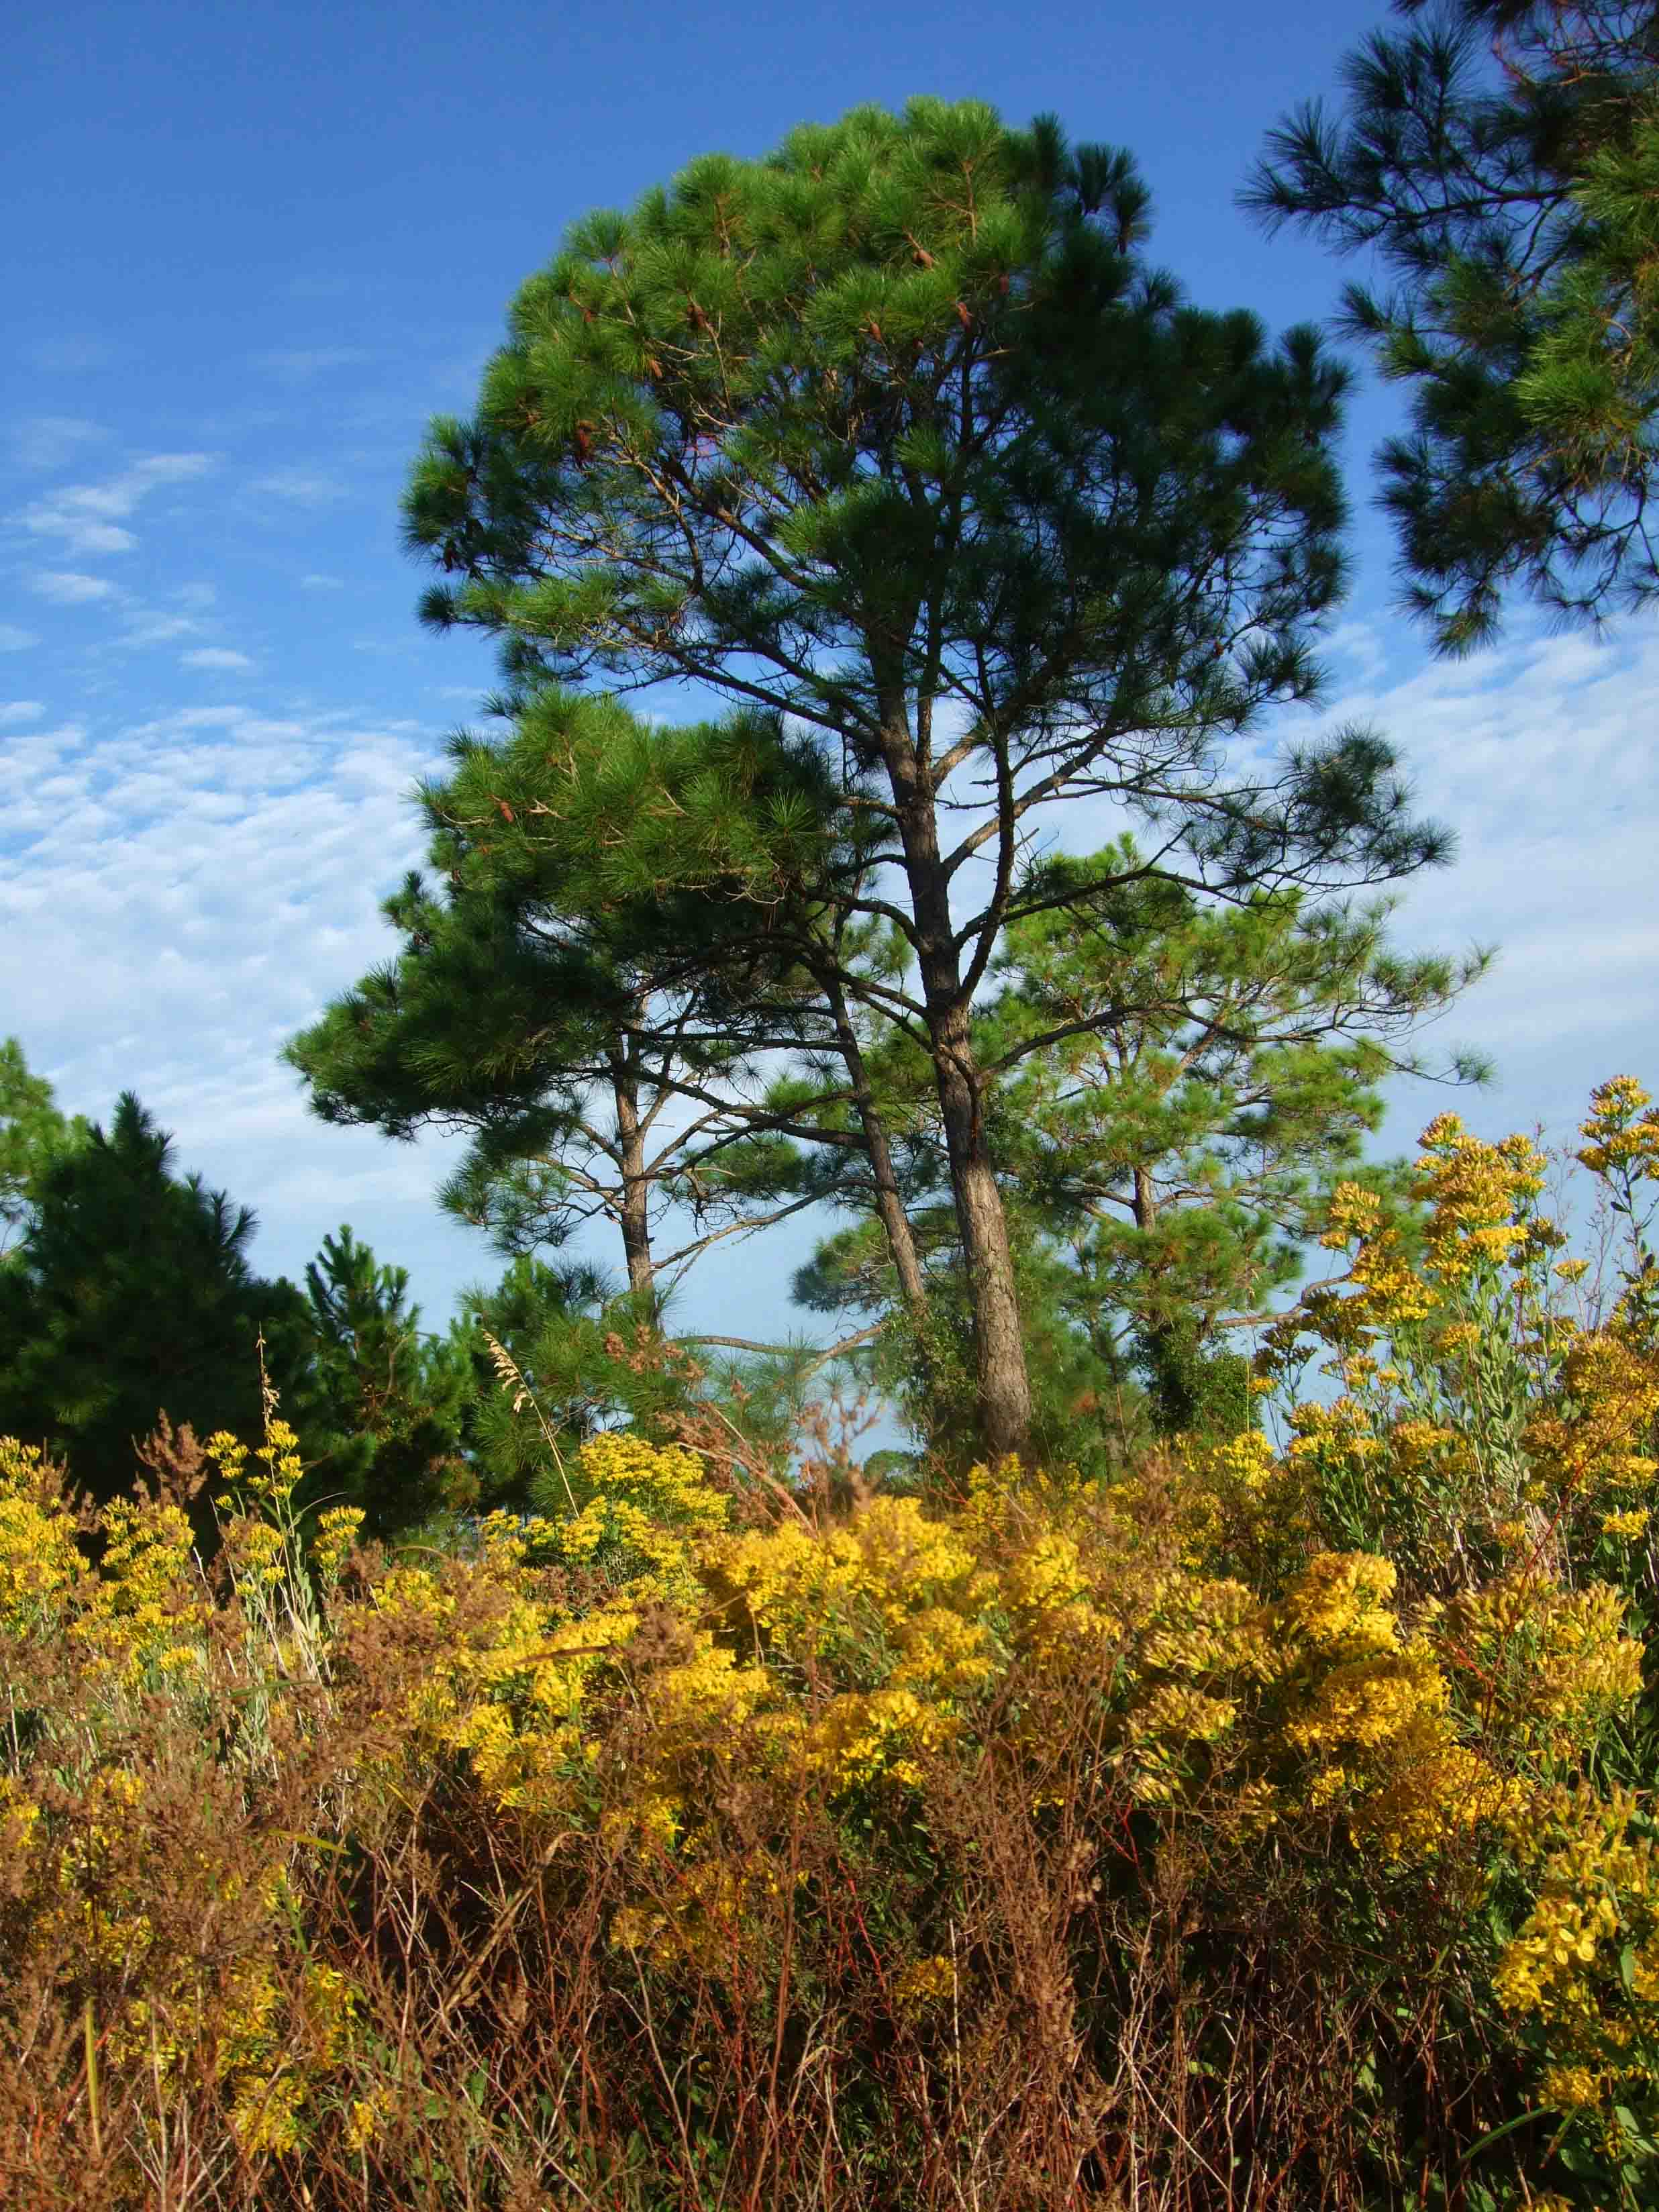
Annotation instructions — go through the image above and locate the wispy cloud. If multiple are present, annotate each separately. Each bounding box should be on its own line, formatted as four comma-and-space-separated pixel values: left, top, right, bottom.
0, 700, 482, 1285
300, 572, 344, 589
30, 570, 119, 605
8, 564, 229, 659
16, 452, 215, 559
11, 417, 107, 472
115, 611, 203, 650
1321, 616, 1391, 685
0, 625, 40, 653
1047, 619, 1659, 1156
0, 701, 44, 725
250, 468, 349, 505
1316, 626, 1658, 1146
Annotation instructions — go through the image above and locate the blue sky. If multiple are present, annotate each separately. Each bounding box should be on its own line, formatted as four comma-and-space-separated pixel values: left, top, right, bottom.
3, 0, 1656, 1348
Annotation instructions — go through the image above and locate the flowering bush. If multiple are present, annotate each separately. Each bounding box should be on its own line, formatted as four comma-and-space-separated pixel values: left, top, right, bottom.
0, 1083, 1656, 2208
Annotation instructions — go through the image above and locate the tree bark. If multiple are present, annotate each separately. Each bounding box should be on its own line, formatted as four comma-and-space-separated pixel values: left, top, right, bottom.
819, 968, 930, 1317
878, 711, 1034, 1463
1132, 1165, 1158, 1234
608, 1039, 656, 1302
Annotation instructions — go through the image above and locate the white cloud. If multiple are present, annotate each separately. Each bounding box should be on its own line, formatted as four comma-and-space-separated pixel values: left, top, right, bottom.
1297, 624, 1658, 1150
300, 572, 344, 589
1038, 618, 1658, 1161
1321, 616, 1390, 685
118, 611, 203, 649
180, 648, 254, 671
31, 570, 119, 604
28, 517, 136, 557
16, 452, 215, 559
0, 701, 44, 725
0, 625, 39, 652
0, 701, 476, 1284
11, 417, 106, 472
250, 468, 348, 505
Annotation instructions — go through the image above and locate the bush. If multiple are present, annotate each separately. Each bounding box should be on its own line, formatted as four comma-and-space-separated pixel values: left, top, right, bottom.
0, 1082, 1656, 2209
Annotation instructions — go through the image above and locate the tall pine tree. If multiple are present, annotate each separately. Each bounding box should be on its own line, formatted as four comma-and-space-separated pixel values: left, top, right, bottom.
401, 99, 1447, 1460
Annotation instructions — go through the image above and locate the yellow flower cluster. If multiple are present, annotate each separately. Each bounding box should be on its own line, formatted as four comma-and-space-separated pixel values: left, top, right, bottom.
209, 1958, 362, 2158
1259, 1087, 1659, 1592
541, 1429, 730, 1603
1429, 1576, 1645, 1758
892, 1954, 957, 2017
0, 1438, 86, 1634
1525, 1331, 1659, 1496
1493, 1786, 1659, 2152
0, 1437, 213, 1691
1, 1078, 1654, 2199
1577, 1075, 1659, 1182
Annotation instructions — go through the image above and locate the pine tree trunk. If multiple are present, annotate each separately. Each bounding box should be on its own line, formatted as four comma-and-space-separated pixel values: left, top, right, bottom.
609, 1042, 655, 1301
1132, 1166, 1158, 1235
923, 991, 1033, 1461
879, 709, 1033, 1463
821, 970, 929, 1316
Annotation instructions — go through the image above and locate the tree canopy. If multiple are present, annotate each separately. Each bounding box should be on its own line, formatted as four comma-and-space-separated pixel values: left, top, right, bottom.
286, 689, 866, 1307
0, 1094, 312, 1512
0, 1038, 88, 1261
785, 850, 1487, 1464
399, 96, 1448, 1460
1246, 0, 1659, 650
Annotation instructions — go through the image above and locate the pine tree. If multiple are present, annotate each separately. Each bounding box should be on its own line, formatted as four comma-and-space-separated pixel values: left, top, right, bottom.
1245, 0, 1659, 650
401, 98, 1446, 1461
301, 1226, 474, 1537
453, 1258, 673, 1513
789, 850, 1487, 1459
0, 1038, 88, 1260
0, 1095, 311, 1510
287, 692, 874, 1307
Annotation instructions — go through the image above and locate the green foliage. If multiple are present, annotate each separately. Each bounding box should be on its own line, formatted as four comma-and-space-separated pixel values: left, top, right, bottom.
455, 1255, 836, 1521
408, 99, 1360, 766
455, 1257, 673, 1513
0, 1093, 311, 1513
788, 846, 1485, 1461
286, 690, 838, 1305
398, 93, 1451, 1458
301, 1226, 474, 1538
1246, 0, 1659, 650
0, 1037, 88, 1260
985, 858, 1486, 1421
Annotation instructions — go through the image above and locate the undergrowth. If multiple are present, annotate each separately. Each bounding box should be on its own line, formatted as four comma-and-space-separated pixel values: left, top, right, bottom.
1, 1080, 1657, 2209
